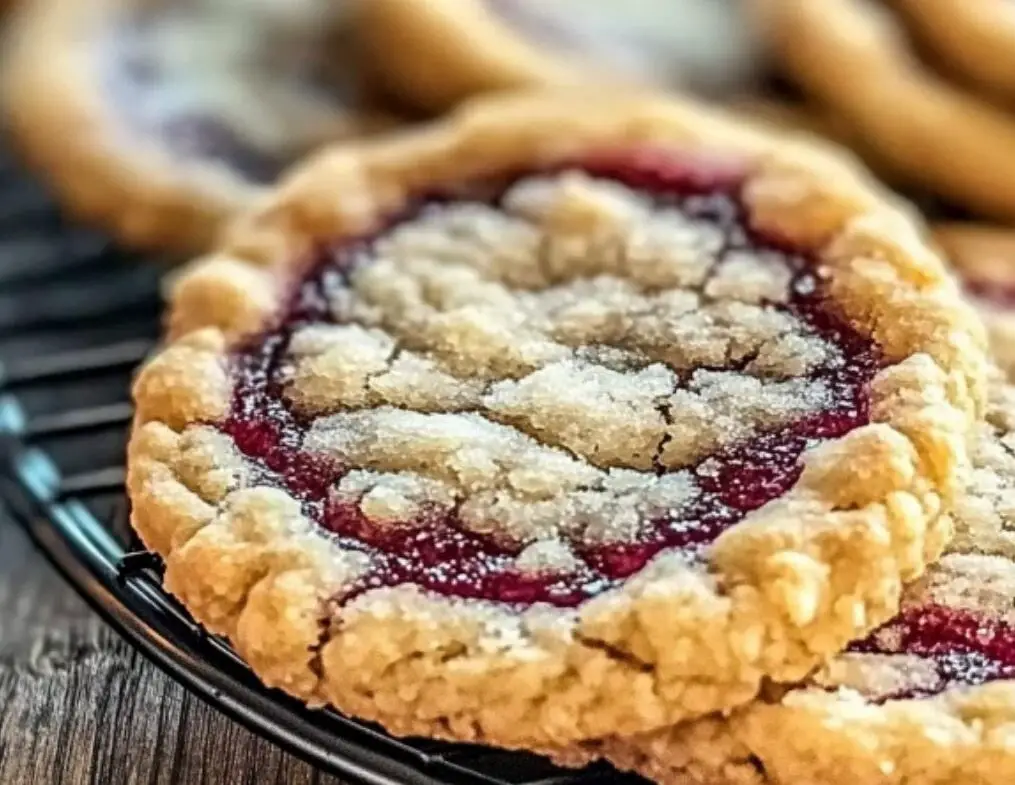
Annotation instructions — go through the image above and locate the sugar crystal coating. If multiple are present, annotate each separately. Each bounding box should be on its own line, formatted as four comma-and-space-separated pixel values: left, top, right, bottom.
844, 605, 1015, 701
221, 150, 881, 608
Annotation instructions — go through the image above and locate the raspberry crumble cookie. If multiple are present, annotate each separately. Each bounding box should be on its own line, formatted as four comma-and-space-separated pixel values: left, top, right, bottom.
555, 377, 1015, 784
754, 0, 1015, 222
934, 223, 1015, 382
1, 0, 393, 253
362, 0, 764, 113
127, 93, 985, 748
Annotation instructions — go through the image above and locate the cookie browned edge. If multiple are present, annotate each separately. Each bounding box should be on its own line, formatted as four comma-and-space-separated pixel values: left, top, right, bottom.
754, 0, 1015, 223
933, 222, 1015, 383
0, 0, 388, 254
359, 0, 639, 114
127, 90, 986, 749
894, 0, 1015, 101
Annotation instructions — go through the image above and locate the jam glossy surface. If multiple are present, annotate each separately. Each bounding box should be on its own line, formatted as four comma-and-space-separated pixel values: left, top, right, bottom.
849, 606, 1015, 699
221, 150, 881, 607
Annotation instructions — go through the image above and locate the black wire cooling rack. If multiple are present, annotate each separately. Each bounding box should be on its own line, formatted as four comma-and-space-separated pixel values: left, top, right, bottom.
0, 145, 644, 785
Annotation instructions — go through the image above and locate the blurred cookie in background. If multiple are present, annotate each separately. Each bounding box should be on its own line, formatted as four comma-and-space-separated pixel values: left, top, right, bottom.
934, 223, 1015, 380
728, 97, 848, 141
754, 0, 1015, 223
1, 0, 399, 254
894, 0, 1015, 101
362, 0, 766, 113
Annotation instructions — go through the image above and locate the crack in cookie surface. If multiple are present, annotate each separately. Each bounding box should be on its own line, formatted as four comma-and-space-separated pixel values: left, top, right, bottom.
220, 153, 879, 609
733, 382, 1015, 783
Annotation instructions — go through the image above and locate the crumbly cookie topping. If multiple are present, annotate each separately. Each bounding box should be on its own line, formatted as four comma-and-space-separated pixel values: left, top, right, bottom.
819, 389, 1015, 702
216, 152, 881, 608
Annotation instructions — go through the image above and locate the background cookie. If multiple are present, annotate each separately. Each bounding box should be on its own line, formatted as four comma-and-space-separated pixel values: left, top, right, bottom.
1, 0, 396, 253
933, 223, 1015, 382
127, 93, 983, 751
894, 0, 1015, 100
754, 0, 1015, 222
361, 0, 764, 113
557, 377, 1015, 785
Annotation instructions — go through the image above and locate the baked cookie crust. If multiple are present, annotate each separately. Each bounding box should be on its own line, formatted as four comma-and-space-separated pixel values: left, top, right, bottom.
558, 376, 1015, 785
754, 0, 1015, 222
128, 92, 985, 749
894, 0, 1015, 100
1, 0, 393, 254
360, 0, 763, 113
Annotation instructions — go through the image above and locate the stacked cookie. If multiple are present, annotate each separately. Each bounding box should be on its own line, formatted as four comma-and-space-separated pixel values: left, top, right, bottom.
10, 1, 1015, 783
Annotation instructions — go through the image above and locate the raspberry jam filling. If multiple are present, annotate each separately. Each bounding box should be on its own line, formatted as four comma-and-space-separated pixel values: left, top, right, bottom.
221, 149, 881, 608
849, 606, 1015, 700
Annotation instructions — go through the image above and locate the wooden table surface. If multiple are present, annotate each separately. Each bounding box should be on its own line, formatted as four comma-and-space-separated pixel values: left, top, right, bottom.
0, 508, 348, 785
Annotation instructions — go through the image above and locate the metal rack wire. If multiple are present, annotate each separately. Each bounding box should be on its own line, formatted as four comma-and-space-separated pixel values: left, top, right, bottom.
0, 146, 643, 785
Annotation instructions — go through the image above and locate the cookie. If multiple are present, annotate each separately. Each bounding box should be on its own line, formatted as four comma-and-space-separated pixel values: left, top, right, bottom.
557, 376, 1015, 785
933, 223, 1015, 382
755, 0, 1015, 222
1, 0, 393, 253
361, 0, 765, 113
894, 0, 1015, 100
127, 92, 985, 749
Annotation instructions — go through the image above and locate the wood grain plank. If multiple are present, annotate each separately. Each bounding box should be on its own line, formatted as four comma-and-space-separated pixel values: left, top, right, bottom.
0, 516, 347, 785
